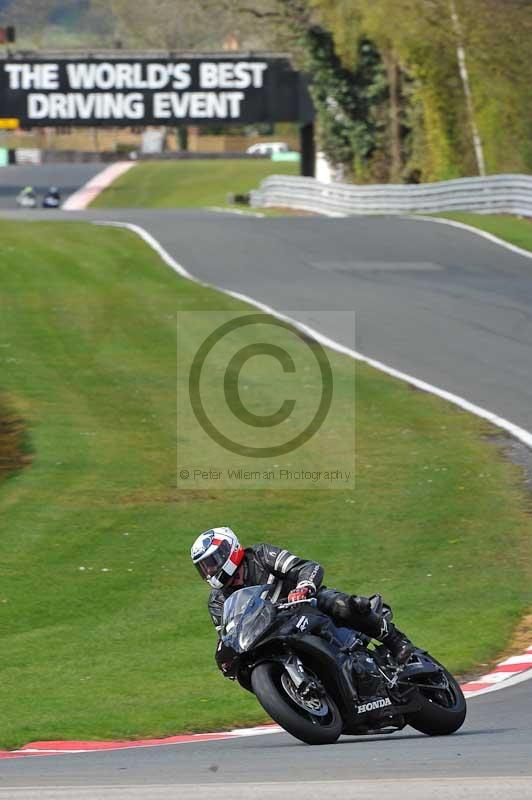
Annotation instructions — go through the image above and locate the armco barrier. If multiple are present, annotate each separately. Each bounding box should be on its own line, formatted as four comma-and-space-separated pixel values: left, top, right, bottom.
250, 173, 532, 216
40, 150, 270, 163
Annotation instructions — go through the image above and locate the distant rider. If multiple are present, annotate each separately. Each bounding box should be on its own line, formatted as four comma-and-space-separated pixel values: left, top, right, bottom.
16, 185, 36, 204
191, 527, 417, 673
43, 186, 61, 206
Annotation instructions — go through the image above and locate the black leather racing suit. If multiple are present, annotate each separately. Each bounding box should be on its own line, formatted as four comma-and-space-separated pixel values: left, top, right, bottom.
209, 544, 391, 673
208, 543, 323, 633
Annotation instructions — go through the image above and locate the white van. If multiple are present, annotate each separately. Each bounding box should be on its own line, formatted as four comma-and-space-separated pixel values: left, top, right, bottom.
246, 141, 289, 156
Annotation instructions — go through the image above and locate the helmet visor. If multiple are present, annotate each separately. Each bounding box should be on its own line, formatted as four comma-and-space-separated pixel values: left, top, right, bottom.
194, 539, 232, 581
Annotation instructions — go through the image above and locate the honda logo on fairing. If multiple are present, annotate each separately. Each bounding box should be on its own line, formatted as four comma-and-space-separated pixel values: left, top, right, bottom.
295, 616, 309, 632
356, 697, 392, 714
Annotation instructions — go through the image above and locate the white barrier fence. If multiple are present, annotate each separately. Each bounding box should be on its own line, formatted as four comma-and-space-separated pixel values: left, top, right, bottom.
250, 173, 532, 217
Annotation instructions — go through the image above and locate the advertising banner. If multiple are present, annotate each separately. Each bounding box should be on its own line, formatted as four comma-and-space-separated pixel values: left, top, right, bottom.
0, 57, 314, 127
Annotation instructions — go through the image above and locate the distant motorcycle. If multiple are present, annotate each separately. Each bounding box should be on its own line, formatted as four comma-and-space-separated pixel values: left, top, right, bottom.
220, 585, 466, 745
42, 187, 61, 209
16, 188, 37, 209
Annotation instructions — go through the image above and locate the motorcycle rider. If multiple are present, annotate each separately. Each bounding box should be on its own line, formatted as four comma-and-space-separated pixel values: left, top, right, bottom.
42, 186, 61, 207
16, 185, 36, 206
191, 526, 416, 671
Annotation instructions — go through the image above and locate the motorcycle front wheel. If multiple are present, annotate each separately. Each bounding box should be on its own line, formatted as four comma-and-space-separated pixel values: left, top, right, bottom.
251, 661, 343, 745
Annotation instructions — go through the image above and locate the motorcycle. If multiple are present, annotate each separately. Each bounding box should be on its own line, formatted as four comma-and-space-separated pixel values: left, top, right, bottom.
16, 191, 37, 209
220, 585, 466, 745
42, 191, 61, 209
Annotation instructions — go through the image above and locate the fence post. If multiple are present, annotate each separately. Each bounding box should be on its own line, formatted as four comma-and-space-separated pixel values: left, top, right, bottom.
300, 123, 315, 178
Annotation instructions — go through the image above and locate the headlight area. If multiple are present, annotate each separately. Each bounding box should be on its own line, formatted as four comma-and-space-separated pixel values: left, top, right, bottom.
238, 604, 275, 652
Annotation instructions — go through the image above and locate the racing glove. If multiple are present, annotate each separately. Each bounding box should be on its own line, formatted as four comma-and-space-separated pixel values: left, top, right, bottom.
287, 581, 316, 603
215, 639, 236, 678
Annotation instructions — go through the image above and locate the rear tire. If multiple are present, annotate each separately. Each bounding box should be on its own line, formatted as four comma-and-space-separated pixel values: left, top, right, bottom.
251, 661, 342, 745
406, 666, 466, 736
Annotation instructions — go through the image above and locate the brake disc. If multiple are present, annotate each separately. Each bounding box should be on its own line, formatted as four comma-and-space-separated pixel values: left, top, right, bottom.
281, 672, 330, 717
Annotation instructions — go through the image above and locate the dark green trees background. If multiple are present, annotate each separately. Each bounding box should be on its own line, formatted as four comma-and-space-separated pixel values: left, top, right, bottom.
269, 0, 532, 182
2, 0, 531, 182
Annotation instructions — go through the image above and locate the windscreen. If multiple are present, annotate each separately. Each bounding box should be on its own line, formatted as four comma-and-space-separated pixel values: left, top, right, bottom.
222, 585, 271, 626
221, 585, 275, 653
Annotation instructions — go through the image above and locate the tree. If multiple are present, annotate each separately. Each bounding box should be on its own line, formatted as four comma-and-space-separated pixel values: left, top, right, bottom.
217, 1, 389, 177
2, 0, 57, 46
302, 28, 387, 177
448, 0, 485, 175
194, 0, 532, 179
95, 0, 265, 51
454, 0, 532, 174
313, 0, 410, 180
315, 0, 532, 179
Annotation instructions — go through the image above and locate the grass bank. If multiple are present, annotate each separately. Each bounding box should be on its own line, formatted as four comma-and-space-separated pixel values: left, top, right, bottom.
90, 159, 298, 209
434, 213, 532, 252
1, 220, 531, 749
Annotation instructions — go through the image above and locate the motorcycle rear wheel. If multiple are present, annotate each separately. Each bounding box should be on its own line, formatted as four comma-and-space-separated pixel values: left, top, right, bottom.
251, 661, 343, 745
406, 665, 466, 736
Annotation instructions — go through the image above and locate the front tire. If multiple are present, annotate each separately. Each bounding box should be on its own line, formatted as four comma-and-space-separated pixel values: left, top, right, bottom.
251, 661, 343, 745
406, 665, 466, 736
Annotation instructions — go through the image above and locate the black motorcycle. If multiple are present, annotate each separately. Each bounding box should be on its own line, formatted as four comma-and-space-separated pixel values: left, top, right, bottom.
42, 188, 61, 208
220, 585, 466, 745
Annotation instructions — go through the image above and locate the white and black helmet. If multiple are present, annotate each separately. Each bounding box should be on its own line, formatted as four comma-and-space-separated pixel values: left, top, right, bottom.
191, 526, 245, 589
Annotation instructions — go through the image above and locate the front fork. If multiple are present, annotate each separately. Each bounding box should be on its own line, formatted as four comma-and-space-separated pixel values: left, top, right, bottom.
280, 655, 326, 699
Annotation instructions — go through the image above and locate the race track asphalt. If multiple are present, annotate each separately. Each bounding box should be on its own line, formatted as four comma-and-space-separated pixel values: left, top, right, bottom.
0, 163, 102, 208
0, 206, 531, 798
5, 207, 531, 432
1, 679, 531, 797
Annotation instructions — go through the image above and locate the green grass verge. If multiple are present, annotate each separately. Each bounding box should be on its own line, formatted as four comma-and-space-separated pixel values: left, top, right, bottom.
1, 220, 531, 749
90, 159, 299, 209
434, 213, 532, 252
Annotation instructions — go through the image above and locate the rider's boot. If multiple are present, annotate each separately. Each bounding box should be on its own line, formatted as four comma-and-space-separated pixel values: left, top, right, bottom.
376, 618, 416, 665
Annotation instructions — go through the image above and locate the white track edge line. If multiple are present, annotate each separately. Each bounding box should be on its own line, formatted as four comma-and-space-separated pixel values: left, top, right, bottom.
9, 777, 532, 792
90, 218, 532, 709
401, 214, 532, 261
94, 219, 532, 451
